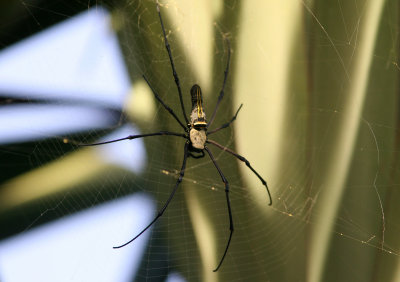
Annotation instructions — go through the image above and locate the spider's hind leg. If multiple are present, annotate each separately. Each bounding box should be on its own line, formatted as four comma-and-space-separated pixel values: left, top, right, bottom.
207, 104, 243, 135
156, 3, 189, 126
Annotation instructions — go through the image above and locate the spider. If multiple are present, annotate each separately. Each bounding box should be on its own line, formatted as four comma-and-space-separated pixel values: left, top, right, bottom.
82, 3, 272, 272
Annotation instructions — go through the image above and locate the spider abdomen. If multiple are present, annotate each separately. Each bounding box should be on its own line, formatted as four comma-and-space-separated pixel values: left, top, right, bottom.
189, 128, 207, 149
190, 84, 207, 128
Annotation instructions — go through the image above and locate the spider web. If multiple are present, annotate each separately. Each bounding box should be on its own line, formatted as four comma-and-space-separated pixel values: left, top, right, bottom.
0, 0, 399, 281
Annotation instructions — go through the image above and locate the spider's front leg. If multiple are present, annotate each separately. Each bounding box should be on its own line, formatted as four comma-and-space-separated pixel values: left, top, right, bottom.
207, 139, 272, 205
204, 146, 233, 272
113, 141, 189, 248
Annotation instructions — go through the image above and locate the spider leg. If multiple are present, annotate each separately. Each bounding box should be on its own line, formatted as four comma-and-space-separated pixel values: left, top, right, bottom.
207, 38, 231, 128
114, 141, 189, 249
77, 131, 186, 146
156, 3, 189, 125
207, 139, 272, 205
143, 75, 187, 131
207, 104, 243, 135
204, 146, 233, 272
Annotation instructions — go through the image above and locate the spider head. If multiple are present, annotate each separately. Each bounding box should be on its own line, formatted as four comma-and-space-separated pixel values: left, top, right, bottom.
190, 84, 207, 128
189, 127, 207, 150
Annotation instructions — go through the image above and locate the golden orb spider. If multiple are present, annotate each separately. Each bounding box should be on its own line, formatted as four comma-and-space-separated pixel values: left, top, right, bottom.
82, 3, 272, 272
